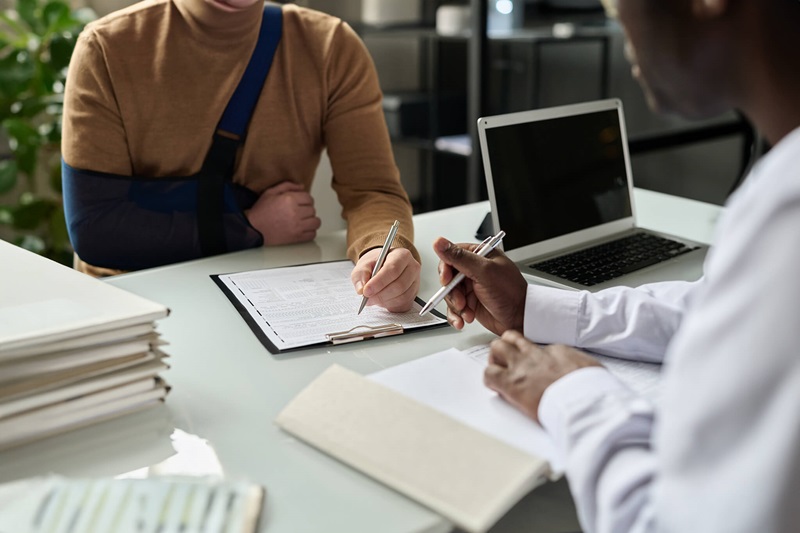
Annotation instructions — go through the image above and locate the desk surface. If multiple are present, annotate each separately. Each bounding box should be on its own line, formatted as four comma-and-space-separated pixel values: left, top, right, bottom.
0, 190, 722, 533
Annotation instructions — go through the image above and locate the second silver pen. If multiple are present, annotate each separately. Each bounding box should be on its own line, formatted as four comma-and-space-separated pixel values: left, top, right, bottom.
418, 231, 506, 317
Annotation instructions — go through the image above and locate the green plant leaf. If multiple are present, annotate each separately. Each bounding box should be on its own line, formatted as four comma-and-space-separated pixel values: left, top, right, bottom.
0, 205, 12, 225
2, 117, 42, 176
49, 159, 62, 192
0, 0, 93, 264
0, 11, 28, 40
0, 51, 36, 96
47, 115, 64, 143
16, 0, 41, 34
11, 196, 54, 229
9, 94, 53, 118
43, 1, 71, 33
0, 158, 18, 194
4, 117, 40, 140
48, 33, 76, 71
49, 202, 69, 246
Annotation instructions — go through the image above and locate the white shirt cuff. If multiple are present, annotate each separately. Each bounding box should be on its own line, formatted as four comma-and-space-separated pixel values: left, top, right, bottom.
523, 285, 582, 345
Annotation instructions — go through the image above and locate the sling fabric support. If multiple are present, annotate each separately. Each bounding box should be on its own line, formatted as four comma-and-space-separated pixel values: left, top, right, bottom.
62, 5, 282, 270
62, 163, 262, 270
196, 4, 283, 255
218, 5, 282, 137
197, 134, 240, 257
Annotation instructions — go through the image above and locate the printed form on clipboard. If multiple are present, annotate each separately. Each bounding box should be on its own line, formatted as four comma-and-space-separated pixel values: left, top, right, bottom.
212, 260, 448, 353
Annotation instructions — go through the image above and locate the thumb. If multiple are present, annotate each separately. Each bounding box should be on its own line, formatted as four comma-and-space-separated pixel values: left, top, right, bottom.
433, 237, 482, 281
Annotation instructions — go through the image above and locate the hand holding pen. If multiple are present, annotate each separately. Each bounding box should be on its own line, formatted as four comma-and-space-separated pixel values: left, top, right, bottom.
424, 232, 528, 335
420, 231, 505, 316
357, 220, 399, 314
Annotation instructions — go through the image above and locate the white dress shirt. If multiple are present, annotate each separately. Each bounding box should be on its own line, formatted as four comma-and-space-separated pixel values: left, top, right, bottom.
529, 126, 800, 533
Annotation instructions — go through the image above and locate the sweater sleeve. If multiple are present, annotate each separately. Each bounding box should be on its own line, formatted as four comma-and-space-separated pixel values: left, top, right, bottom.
321, 21, 418, 263
62, 28, 132, 175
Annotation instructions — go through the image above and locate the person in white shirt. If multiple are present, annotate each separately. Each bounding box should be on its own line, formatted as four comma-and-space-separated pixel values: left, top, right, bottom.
431, 1, 800, 532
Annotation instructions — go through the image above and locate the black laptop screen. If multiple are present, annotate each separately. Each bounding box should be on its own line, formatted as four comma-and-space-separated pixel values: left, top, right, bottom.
484, 109, 632, 251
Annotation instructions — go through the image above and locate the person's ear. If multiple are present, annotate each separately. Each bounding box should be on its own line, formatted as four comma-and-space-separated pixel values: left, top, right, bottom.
692, 0, 730, 18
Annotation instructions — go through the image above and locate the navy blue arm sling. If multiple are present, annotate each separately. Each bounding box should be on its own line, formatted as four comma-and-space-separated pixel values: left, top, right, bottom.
62, 5, 282, 271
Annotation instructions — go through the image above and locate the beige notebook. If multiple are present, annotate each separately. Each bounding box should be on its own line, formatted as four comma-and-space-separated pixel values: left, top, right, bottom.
275, 365, 550, 533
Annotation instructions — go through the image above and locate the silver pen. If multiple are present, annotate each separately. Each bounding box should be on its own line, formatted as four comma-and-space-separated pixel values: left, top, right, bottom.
419, 230, 506, 317
358, 220, 400, 315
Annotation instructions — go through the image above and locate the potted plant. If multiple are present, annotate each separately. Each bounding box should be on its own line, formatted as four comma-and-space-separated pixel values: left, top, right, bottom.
0, 0, 94, 266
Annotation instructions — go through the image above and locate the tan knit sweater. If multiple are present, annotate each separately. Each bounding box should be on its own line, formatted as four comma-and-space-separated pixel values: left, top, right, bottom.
62, 0, 417, 276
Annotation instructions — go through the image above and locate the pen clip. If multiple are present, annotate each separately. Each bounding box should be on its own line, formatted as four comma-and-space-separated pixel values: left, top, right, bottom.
326, 323, 404, 344
479, 230, 506, 255
474, 234, 493, 253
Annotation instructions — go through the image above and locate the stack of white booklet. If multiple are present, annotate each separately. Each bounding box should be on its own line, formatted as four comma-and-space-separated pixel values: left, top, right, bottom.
276, 344, 661, 533
0, 240, 171, 451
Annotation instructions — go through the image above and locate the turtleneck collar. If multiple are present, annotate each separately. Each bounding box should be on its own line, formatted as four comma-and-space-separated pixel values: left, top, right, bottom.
173, 0, 264, 43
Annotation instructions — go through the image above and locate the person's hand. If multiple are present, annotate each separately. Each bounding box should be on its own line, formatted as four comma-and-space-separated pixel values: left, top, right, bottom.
351, 247, 421, 313
432, 237, 528, 335
484, 330, 602, 423
246, 181, 321, 245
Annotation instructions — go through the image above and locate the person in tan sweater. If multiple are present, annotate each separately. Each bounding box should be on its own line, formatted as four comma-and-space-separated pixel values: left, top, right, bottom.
62, 0, 421, 312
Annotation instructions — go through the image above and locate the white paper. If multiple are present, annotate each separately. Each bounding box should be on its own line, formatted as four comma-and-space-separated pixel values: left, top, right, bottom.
216, 260, 447, 350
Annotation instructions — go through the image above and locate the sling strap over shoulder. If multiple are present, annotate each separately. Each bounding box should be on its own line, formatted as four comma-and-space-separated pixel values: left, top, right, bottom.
198, 4, 283, 256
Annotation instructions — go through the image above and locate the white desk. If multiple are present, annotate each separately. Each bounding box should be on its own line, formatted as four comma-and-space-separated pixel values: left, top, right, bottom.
0, 190, 722, 533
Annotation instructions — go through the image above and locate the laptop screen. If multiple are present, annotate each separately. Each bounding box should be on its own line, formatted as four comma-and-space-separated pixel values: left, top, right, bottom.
484, 108, 632, 252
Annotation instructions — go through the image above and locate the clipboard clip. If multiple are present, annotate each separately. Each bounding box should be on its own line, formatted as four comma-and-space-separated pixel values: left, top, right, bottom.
326, 323, 404, 345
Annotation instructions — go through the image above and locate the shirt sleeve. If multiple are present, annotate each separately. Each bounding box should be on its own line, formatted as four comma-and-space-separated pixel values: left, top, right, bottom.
524, 279, 698, 363
535, 136, 800, 533
539, 367, 657, 533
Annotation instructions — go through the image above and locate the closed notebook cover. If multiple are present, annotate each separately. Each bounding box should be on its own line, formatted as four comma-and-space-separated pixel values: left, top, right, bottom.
275, 365, 550, 533
0, 240, 169, 352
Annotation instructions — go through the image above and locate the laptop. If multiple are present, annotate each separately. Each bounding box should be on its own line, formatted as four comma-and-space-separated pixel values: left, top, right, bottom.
478, 98, 708, 291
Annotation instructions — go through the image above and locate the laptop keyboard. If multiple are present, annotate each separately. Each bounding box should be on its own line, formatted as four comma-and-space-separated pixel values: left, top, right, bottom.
529, 233, 698, 287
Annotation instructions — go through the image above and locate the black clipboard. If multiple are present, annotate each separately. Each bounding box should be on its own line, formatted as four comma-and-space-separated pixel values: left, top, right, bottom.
211, 260, 448, 354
